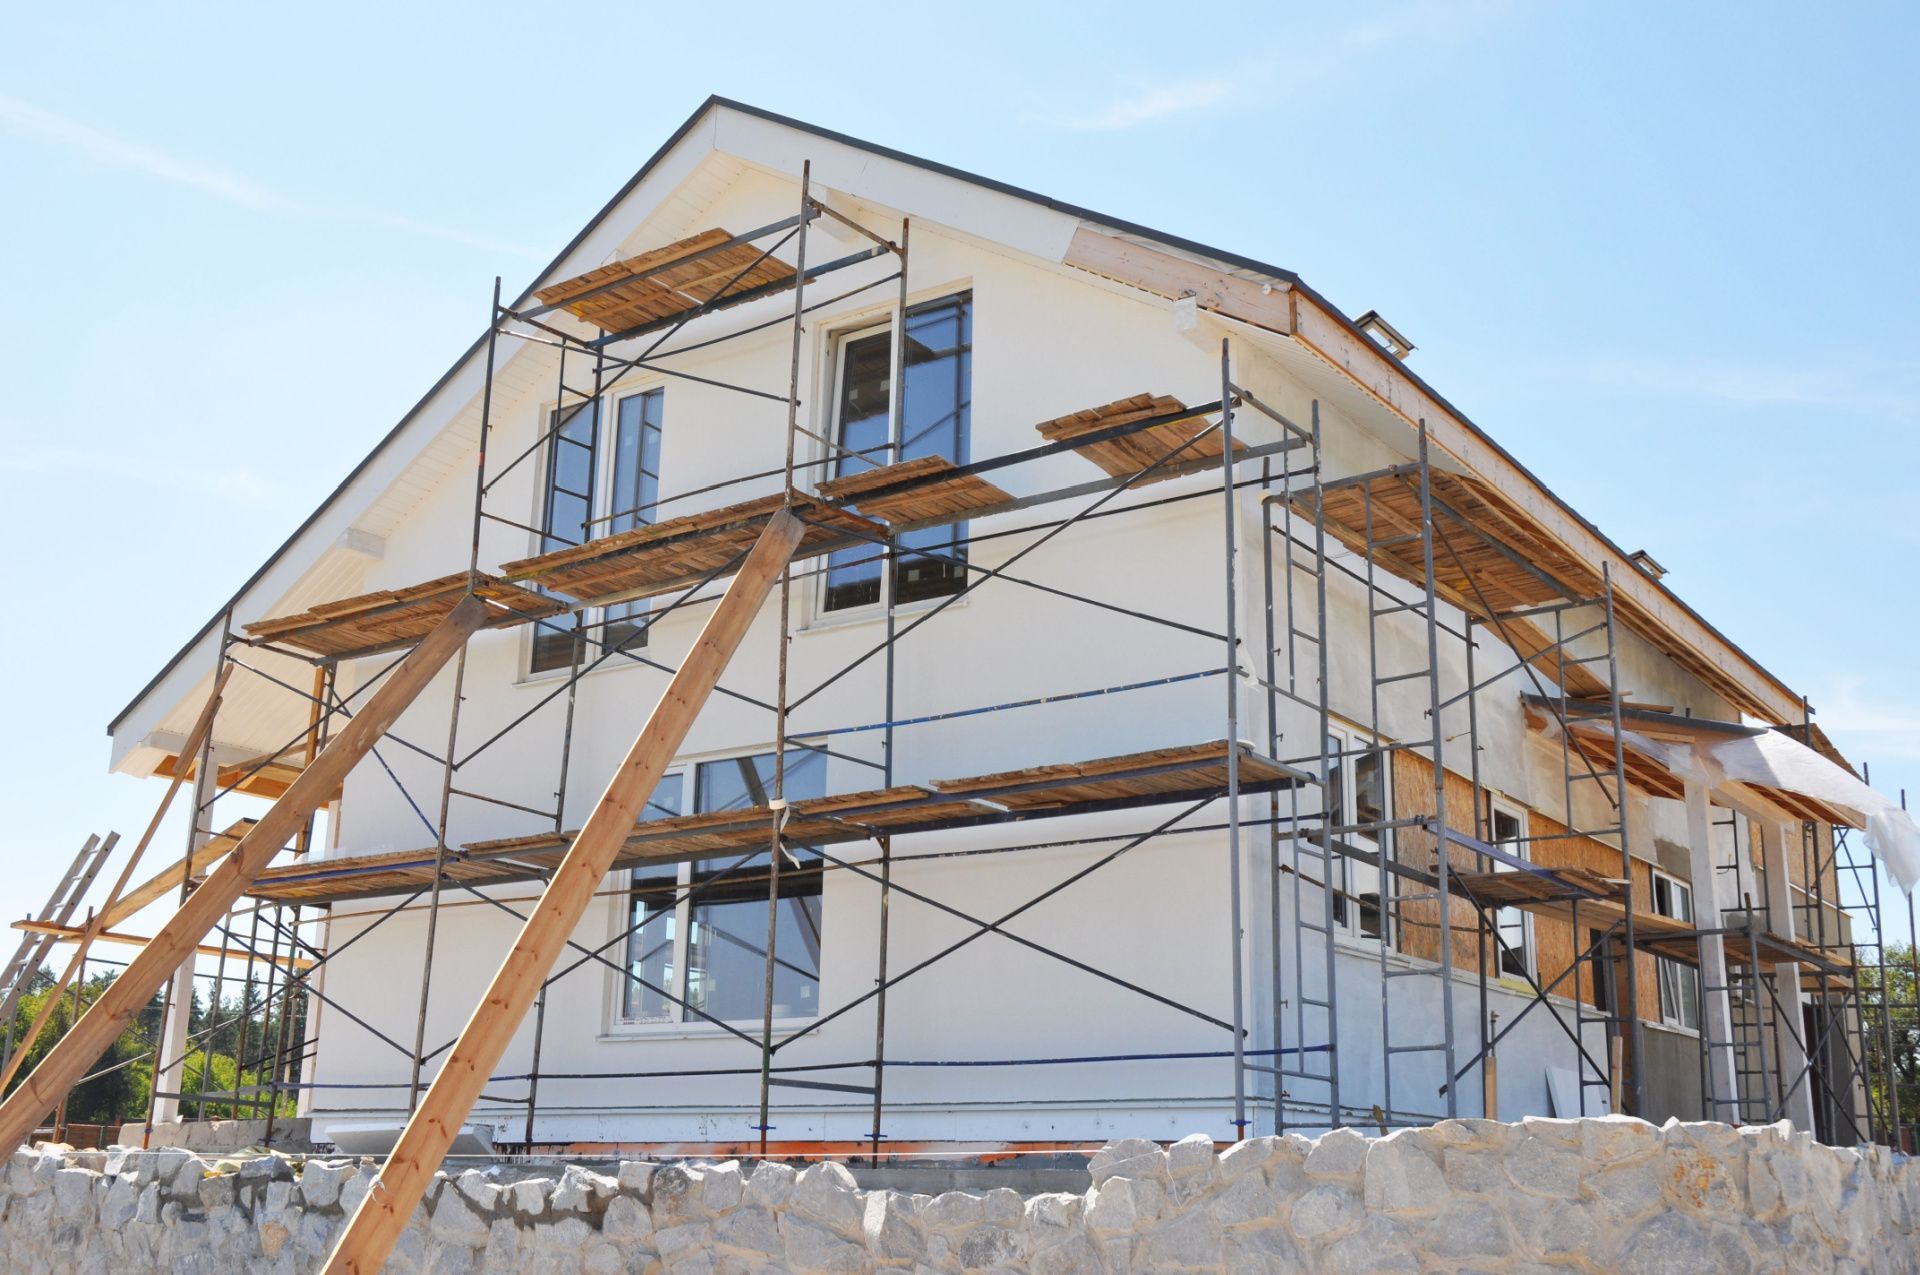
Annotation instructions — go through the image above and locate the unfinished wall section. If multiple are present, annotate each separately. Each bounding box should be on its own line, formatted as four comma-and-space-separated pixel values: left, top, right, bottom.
1, 1117, 1913, 1273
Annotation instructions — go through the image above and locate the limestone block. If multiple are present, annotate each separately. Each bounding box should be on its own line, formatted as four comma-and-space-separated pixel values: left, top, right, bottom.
603, 1192, 654, 1240
1086, 1178, 1138, 1234
1417, 1196, 1516, 1264
1287, 1184, 1359, 1240
1029, 1234, 1102, 1275
920, 1190, 985, 1233
789, 1161, 864, 1240
511, 1176, 554, 1220
616, 1160, 656, 1196
1135, 1207, 1220, 1270
1507, 1133, 1586, 1199
1024, 1191, 1081, 1231
651, 1165, 707, 1227
780, 1214, 867, 1273
1304, 1126, 1369, 1180
714, 1202, 781, 1256
1206, 1168, 1283, 1229
1611, 1210, 1754, 1274
744, 1160, 797, 1209
52, 1167, 99, 1220
1216, 1135, 1279, 1183
702, 1161, 745, 1214
553, 1163, 619, 1214
298, 1158, 353, 1209
1363, 1128, 1448, 1216
1320, 1214, 1417, 1273
865, 1191, 922, 1264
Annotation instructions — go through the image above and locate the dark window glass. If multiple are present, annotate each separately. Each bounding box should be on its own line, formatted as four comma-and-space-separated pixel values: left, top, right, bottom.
602, 389, 665, 655
684, 749, 827, 1021
624, 774, 686, 1021
824, 294, 972, 611
531, 399, 599, 672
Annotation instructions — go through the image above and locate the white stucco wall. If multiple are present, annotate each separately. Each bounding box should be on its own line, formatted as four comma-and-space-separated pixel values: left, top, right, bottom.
287, 161, 1733, 1149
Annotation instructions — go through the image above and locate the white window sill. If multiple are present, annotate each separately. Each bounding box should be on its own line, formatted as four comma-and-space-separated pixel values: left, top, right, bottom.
598, 1016, 818, 1043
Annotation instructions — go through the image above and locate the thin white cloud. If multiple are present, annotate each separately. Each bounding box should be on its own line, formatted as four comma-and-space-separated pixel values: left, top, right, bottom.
1049, 78, 1233, 133
1811, 678, 1920, 767
0, 93, 280, 210
0, 93, 542, 259
0, 440, 289, 509
1028, 1, 1512, 133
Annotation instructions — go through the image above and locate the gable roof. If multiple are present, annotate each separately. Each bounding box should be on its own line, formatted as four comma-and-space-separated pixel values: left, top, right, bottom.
108, 94, 1811, 746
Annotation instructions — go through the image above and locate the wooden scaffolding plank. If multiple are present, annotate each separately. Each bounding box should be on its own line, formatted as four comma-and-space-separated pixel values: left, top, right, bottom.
251, 741, 1310, 906
322, 508, 805, 1275
816, 455, 1012, 523
245, 573, 563, 659
0, 595, 486, 1161
532, 228, 798, 333
1034, 394, 1240, 485
501, 492, 879, 605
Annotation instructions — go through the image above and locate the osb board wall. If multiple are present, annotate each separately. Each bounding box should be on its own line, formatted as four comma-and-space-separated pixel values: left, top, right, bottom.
1530, 810, 1661, 1023
1388, 753, 1658, 1022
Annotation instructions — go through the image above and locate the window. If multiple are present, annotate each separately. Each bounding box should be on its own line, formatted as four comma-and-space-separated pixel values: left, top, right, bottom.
1324, 727, 1387, 941
530, 388, 667, 673
1489, 802, 1533, 979
1651, 871, 1701, 1031
531, 399, 600, 672
822, 293, 972, 612
620, 748, 826, 1026
602, 389, 666, 655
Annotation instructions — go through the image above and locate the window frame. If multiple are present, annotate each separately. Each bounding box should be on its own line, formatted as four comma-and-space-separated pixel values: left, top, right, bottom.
525, 383, 669, 678
1650, 869, 1702, 1032
1323, 723, 1390, 946
814, 290, 974, 621
1487, 797, 1536, 982
607, 745, 828, 1034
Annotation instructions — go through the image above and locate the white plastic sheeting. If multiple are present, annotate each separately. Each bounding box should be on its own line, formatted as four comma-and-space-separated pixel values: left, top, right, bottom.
1585, 721, 1920, 896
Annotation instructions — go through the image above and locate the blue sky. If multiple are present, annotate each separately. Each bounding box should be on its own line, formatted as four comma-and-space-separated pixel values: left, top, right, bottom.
2, 2, 1917, 951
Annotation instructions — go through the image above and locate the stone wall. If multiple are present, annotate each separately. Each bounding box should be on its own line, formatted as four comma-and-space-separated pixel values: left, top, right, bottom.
1, 1117, 1914, 1273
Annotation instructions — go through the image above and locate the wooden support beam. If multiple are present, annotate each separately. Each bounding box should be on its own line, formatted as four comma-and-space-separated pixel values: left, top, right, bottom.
322, 510, 803, 1275
0, 668, 232, 1095
9, 920, 315, 970
0, 595, 484, 1160
95, 819, 256, 932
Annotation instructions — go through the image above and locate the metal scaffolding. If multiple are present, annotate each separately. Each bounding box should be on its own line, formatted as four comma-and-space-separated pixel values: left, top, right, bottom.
4, 167, 1915, 1177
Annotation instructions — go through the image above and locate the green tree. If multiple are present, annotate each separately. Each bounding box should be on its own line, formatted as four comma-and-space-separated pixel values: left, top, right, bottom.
1860, 942, 1920, 1135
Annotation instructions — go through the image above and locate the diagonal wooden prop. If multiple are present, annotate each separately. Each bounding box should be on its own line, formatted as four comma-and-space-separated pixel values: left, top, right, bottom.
0, 595, 485, 1158
323, 509, 802, 1274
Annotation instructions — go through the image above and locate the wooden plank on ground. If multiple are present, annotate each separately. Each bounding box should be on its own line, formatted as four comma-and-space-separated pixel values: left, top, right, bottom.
0, 595, 485, 1160
321, 509, 805, 1275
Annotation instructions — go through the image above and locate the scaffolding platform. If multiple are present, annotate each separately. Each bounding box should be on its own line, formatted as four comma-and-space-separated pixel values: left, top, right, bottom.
245, 740, 1309, 905
502, 492, 880, 605
244, 572, 563, 659
532, 227, 799, 334
816, 455, 1012, 523
1036, 394, 1237, 484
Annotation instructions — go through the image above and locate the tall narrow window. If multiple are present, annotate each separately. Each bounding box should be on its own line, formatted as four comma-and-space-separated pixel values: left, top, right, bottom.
531, 399, 600, 672
616, 748, 827, 1027
1326, 730, 1386, 941
601, 389, 666, 654
1490, 804, 1532, 978
623, 774, 686, 1022
823, 293, 972, 612
1652, 873, 1701, 1030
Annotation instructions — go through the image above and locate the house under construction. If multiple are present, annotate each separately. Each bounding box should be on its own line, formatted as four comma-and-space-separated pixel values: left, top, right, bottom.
3, 96, 1917, 1268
